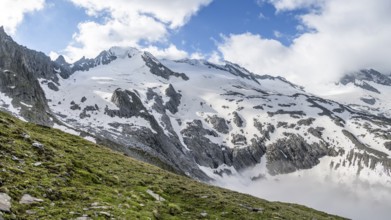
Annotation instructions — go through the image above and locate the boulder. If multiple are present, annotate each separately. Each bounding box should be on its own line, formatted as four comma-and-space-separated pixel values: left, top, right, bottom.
0, 193, 11, 212
19, 194, 44, 204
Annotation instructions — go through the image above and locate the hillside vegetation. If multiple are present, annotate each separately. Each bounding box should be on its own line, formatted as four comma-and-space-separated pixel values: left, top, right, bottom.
0, 111, 344, 219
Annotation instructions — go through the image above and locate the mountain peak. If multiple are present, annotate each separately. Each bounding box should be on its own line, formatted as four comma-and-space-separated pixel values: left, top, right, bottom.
55, 55, 68, 65
108, 46, 140, 58
340, 69, 391, 86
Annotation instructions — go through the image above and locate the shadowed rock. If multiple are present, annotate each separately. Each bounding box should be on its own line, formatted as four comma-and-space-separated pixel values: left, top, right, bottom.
165, 84, 181, 114
142, 52, 189, 80
266, 134, 329, 175
205, 115, 229, 134
232, 111, 244, 127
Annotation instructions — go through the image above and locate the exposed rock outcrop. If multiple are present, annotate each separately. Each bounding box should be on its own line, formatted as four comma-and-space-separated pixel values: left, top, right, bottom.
360, 97, 376, 105
232, 111, 243, 127
181, 120, 266, 172
105, 89, 146, 118
205, 115, 229, 134
165, 84, 181, 114
341, 69, 391, 87
0, 28, 63, 125
142, 52, 189, 80
266, 134, 329, 175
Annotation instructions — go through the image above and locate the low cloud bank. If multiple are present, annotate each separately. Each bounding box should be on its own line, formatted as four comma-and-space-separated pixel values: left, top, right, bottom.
208, 161, 391, 220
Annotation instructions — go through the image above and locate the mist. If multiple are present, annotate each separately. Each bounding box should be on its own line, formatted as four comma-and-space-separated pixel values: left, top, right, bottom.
206, 162, 391, 220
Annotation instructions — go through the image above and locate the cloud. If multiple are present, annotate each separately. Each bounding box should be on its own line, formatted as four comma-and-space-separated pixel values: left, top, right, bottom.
64, 16, 167, 60
0, 0, 45, 34
143, 44, 188, 60
218, 33, 289, 74
256, 0, 322, 10
266, 0, 324, 11
217, 0, 391, 91
190, 52, 205, 60
211, 166, 391, 220
273, 30, 283, 38
258, 12, 267, 20
65, 0, 212, 61
207, 51, 224, 64
49, 51, 60, 61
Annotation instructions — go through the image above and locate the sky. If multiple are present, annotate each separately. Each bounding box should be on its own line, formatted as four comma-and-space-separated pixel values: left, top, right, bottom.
1, 0, 391, 89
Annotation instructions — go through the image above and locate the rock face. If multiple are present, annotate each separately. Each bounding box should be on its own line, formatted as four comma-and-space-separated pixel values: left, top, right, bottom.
165, 84, 181, 114
181, 119, 265, 172
0, 193, 11, 212
341, 69, 391, 87
204, 61, 259, 83
266, 134, 329, 175
360, 97, 376, 105
105, 89, 145, 118
103, 89, 210, 180
181, 120, 229, 169
142, 52, 189, 80
0, 28, 65, 125
56, 49, 119, 73
205, 115, 229, 134
339, 69, 391, 95
232, 112, 243, 127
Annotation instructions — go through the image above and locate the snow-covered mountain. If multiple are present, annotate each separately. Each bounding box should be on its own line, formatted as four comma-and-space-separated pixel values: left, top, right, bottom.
319, 69, 391, 119
1, 27, 391, 181
1, 28, 391, 218
41, 47, 391, 182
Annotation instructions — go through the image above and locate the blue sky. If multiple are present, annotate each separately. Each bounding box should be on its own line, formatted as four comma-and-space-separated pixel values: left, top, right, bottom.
13, 0, 89, 54
166, 0, 305, 54
12, 0, 302, 58
1, 0, 390, 88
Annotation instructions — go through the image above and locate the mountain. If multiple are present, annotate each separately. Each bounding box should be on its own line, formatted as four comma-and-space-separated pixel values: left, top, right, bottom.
1, 28, 391, 218
0, 111, 345, 219
321, 69, 391, 118
40, 47, 391, 183
0, 27, 73, 126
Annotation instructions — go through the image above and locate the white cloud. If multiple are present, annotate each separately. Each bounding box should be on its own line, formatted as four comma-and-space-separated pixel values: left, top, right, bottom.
49, 51, 60, 61
219, 33, 289, 73
70, 0, 212, 29
211, 166, 391, 220
65, 0, 212, 61
64, 15, 167, 60
273, 30, 283, 38
258, 12, 267, 20
0, 0, 45, 34
190, 52, 206, 60
143, 44, 188, 60
208, 51, 224, 64
266, 0, 324, 11
218, 0, 391, 91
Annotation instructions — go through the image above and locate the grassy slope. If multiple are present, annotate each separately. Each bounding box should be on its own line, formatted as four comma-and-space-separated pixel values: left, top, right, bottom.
0, 111, 345, 219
